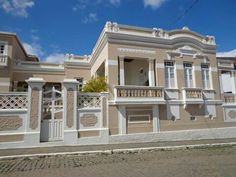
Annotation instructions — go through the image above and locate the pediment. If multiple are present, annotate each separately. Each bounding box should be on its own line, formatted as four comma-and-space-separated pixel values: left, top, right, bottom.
167, 45, 208, 60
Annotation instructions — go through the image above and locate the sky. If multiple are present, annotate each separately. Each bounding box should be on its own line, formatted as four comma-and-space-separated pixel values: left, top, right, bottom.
0, 0, 236, 63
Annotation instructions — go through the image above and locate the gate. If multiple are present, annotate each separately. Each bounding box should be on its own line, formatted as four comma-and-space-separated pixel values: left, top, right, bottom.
40, 87, 63, 142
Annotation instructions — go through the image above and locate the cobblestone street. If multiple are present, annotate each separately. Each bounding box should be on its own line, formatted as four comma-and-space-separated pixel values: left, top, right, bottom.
0, 146, 236, 177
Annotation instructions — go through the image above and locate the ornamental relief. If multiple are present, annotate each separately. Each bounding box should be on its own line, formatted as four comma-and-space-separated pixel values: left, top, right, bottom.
80, 114, 98, 127
228, 110, 236, 119
66, 88, 74, 128
30, 87, 39, 129
0, 117, 22, 131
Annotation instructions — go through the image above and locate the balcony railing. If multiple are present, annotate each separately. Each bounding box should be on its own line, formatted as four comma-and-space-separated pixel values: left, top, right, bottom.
184, 88, 203, 99
115, 85, 164, 98
223, 93, 236, 104
0, 55, 8, 66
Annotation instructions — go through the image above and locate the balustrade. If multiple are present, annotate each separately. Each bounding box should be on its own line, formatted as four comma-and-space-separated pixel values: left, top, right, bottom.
116, 86, 163, 98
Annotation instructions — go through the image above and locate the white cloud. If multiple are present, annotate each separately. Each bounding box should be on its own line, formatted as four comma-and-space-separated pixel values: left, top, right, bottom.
0, 0, 34, 17
144, 0, 167, 9
109, 0, 120, 6
82, 13, 98, 24
23, 42, 44, 57
73, 0, 120, 11
44, 53, 65, 64
23, 42, 65, 63
217, 49, 236, 57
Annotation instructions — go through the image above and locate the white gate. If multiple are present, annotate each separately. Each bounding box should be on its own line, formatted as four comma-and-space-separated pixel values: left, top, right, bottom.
40, 87, 63, 142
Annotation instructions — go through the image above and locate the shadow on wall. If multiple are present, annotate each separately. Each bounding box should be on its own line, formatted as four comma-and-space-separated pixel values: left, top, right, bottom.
185, 105, 205, 116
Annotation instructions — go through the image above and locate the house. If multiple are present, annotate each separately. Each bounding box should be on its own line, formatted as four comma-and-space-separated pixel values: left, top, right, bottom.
0, 22, 236, 148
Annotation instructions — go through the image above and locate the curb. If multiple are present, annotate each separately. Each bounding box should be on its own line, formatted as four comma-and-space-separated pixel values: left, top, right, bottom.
0, 142, 236, 160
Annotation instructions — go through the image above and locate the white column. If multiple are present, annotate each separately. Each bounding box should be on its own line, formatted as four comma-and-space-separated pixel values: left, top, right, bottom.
153, 105, 160, 132
62, 79, 79, 144
25, 77, 45, 146
118, 105, 126, 134
119, 57, 125, 86
232, 71, 236, 94
148, 58, 155, 86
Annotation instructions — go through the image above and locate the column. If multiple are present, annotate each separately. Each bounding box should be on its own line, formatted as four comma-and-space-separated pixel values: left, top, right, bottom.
100, 92, 109, 142
119, 57, 125, 86
63, 79, 79, 144
118, 105, 126, 135
25, 77, 45, 146
153, 105, 160, 132
232, 71, 236, 94
149, 58, 155, 86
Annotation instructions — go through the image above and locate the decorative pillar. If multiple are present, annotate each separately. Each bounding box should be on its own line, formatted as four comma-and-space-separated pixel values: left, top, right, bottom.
26, 78, 45, 145
63, 79, 79, 144
100, 92, 109, 142
148, 58, 155, 86
118, 105, 126, 135
153, 105, 160, 132
100, 92, 109, 128
119, 57, 125, 86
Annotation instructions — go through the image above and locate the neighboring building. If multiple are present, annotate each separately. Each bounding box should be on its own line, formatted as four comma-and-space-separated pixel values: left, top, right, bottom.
217, 56, 236, 122
0, 22, 236, 148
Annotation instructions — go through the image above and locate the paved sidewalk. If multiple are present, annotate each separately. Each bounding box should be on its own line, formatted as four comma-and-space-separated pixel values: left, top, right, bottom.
1, 138, 236, 158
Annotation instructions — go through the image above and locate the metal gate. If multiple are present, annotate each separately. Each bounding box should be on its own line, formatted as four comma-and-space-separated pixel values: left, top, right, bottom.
40, 87, 63, 142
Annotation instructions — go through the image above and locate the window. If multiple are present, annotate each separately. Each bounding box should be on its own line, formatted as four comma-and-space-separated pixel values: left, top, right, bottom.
184, 63, 194, 88
201, 64, 211, 89
164, 61, 175, 88
0, 44, 5, 54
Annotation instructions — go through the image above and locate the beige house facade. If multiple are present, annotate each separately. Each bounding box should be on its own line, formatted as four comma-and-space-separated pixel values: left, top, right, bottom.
0, 22, 236, 148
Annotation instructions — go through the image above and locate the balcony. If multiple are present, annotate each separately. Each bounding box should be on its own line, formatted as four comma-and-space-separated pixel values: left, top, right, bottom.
0, 55, 8, 67
113, 85, 165, 105
183, 88, 204, 106
223, 93, 236, 104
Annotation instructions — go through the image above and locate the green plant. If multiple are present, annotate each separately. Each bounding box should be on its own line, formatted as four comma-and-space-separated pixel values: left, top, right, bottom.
82, 77, 108, 92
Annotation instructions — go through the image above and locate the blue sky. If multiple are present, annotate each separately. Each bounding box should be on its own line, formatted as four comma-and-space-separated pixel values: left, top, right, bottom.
0, 0, 236, 62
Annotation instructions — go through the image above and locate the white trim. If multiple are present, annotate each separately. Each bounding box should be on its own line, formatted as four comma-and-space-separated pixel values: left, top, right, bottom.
118, 105, 126, 135
117, 48, 156, 55
78, 128, 107, 132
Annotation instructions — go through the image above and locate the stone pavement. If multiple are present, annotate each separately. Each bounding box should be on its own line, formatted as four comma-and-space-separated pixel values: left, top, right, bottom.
0, 145, 236, 177
0, 138, 236, 158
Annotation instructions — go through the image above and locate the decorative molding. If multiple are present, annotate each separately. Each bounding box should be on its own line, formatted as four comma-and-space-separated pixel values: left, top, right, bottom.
30, 87, 40, 129
80, 114, 98, 127
0, 117, 22, 131
228, 110, 236, 119
117, 48, 156, 55
105, 21, 119, 32
166, 45, 209, 60
152, 28, 169, 38
66, 88, 74, 128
